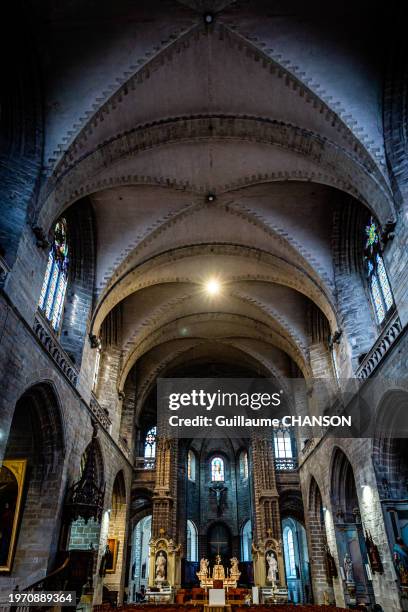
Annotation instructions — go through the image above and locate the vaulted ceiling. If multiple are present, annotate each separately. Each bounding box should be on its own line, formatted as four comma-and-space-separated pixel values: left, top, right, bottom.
34, 0, 395, 392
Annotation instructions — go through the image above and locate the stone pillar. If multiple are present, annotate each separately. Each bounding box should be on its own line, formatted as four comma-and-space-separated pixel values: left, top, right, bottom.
251, 436, 285, 587
150, 437, 180, 587
96, 345, 122, 437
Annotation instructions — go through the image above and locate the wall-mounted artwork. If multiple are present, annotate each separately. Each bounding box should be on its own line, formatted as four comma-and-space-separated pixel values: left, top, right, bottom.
0, 460, 27, 572
105, 537, 119, 573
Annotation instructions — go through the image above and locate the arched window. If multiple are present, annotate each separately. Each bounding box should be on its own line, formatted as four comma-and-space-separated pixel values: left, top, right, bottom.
274, 428, 293, 459
364, 217, 394, 324
188, 450, 196, 481
274, 427, 296, 470
284, 526, 296, 577
241, 520, 252, 561
39, 219, 69, 330
211, 456, 224, 481
144, 427, 156, 468
239, 450, 249, 480
186, 520, 198, 561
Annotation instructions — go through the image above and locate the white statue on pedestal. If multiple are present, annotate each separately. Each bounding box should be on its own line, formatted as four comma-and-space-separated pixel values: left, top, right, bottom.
155, 551, 167, 583
266, 551, 278, 587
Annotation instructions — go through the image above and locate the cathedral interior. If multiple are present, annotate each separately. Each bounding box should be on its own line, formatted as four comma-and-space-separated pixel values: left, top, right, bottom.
1, 1, 408, 610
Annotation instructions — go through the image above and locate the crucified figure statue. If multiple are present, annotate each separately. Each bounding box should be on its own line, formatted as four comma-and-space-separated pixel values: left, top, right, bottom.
209, 482, 227, 516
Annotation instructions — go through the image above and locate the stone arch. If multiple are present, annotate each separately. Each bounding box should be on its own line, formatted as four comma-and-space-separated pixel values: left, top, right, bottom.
332, 199, 378, 368
372, 389, 408, 500
330, 446, 360, 521
59, 197, 97, 367
306, 476, 334, 605
37, 115, 394, 235
329, 447, 375, 607
0, 382, 65, 582
103, 470, 128, 602
279, 489, 305, 524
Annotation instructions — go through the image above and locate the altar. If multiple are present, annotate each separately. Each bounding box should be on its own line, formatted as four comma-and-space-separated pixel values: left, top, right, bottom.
197, 555, 241, 589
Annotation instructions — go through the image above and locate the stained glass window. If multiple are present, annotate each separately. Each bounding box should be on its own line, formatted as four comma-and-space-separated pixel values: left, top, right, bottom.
364, 217, 394, 325
39, 219, 69, 331
211, 456, 224, 481
144, 427, 156, 468
371, 275, 385, 323
376, 255, 393, 310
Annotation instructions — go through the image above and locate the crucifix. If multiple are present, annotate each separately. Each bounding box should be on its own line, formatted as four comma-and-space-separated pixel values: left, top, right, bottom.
209, 482, 227, 516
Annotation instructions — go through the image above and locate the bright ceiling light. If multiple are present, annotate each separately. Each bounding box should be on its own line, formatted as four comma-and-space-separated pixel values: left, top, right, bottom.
205, 278, 221, 295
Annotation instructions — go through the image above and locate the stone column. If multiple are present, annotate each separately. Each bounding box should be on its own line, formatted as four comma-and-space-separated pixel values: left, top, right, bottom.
150, 436, 180, 587
151, 437, 178, 540
251, 436, 285, 587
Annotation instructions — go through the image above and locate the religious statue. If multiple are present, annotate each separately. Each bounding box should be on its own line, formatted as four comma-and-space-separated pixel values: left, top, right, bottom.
365, 531, 383, 574
343, 553, 354, 583
230, 557, 241, 580
266, 551, 278, 586
212, 554, 225, 580
199, 557, 209, 576
393, 537, 408, 587
155, 551, 167, 582
209, 482, 227, 516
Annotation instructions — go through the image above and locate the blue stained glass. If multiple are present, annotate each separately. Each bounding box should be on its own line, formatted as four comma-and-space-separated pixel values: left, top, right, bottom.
144, 427, 156, 459
371, 275, 385, 323
52, 278, 67, 329
376, 255, 393, 311
39, 219, 69, 331
45, 265, 59, 319
211, 457, 224, 481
